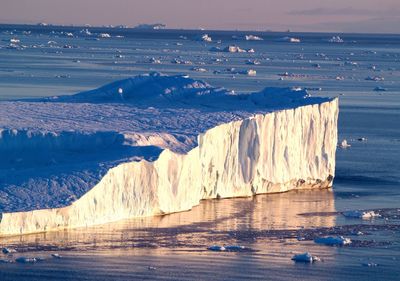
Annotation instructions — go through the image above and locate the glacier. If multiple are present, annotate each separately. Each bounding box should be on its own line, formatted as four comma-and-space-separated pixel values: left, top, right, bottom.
0, 72, 338, 235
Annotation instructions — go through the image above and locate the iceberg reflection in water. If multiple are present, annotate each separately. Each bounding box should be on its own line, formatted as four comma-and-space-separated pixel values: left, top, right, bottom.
1, 189, 335, 251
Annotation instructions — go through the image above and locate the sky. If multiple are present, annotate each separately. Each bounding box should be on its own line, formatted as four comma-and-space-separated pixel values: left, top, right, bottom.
1, 0, 400, 33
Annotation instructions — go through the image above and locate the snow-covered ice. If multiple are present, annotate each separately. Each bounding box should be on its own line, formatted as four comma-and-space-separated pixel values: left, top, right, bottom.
0, 73, 338, 235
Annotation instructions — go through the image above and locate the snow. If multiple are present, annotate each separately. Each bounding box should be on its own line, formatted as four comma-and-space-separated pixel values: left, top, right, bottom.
0, 73, 338, 235
314, 236, 352, 246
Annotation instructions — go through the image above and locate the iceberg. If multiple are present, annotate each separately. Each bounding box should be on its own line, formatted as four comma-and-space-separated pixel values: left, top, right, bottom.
314, 236, 352, 246
0, 73, 338, 236
245, 35, 263, 41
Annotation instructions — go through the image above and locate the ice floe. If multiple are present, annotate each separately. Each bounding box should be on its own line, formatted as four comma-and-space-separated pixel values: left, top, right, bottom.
314, 236, 352, 246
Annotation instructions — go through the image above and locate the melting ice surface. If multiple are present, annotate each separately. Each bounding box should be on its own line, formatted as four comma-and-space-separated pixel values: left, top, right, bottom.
0, 72, 331, 213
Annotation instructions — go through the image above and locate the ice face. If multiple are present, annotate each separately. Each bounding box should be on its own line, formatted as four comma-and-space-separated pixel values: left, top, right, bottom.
0, 73, 338, 235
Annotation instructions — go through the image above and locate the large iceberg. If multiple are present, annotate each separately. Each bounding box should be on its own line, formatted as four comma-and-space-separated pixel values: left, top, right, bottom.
0, 73, 338, 235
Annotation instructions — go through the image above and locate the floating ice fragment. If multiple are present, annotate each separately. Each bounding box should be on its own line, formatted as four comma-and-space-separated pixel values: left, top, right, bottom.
291, 252, 320, 263
314, 236, 351, 246
278, 37, 301, 43
241, 69, 256, 76
343, 210, 380, 219
207, 245, 226, 251
98, 33, 111, 38
51, 253, 62, 259
366, 76, 384, 81
328, 36, 344, 43
10, 38, 20, 43
197, 34, 212, 42
362, 262, 378, 267
374, 86, 387, 92
2, 247, 16, 254
339, 139, 351, 148
223, 45, 247, 53
245, 35, 263, 41
15, 257, 37, 263
207, 245, 247, 252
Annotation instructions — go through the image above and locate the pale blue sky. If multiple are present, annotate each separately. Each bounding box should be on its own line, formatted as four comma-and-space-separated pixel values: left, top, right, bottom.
1, 0, 400, 33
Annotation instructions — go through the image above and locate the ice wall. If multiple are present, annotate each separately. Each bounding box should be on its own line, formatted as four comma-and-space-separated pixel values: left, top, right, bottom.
0, 99, 338, 236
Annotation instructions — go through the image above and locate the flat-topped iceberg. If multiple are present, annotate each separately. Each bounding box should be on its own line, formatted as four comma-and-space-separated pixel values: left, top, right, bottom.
0, 73, 338, 235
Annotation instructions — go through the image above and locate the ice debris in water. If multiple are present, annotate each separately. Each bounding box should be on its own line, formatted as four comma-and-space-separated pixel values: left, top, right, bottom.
15, 257, 38, 263
362, 262, 379, 267
2, 247, 16, 254
197, 34, 212, 42
245, 35, 263, 41
343, 210, 381, 219
314, 236, 352, 246
51, 253, 62, 259
291, 252, 321, 263
339, 139, 351, 148
328, 36, 344, 43
207, 245, 247, 252
374, 86, 387, 92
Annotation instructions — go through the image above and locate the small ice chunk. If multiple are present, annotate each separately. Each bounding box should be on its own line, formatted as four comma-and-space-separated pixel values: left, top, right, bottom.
291, 252, 320, 263
15, 257, 37, 263
366, 76, 384, 81
207, 245, 226, 251
314, 236, 352, 246
245, 35, 263, 41
198, 34, 212, 42
328, 36, 344, 43
224, 245, 246, 252
98, 33, 111, 38
224, 45, 247, 53
339, 139, 351, 148
343, 210, 380, 219
242, 69, 256, 76
374, 86, 387, 92
51, 253, 62, 259
362, 262, 378, 267
207, 245, 247, 252
2, 247, 16, 254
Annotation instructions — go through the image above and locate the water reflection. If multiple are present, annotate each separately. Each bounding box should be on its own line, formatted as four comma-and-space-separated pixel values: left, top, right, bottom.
0, 189, 335, 253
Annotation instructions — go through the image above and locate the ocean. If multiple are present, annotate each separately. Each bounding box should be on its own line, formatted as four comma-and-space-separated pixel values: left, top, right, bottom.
0, 24, 399, 280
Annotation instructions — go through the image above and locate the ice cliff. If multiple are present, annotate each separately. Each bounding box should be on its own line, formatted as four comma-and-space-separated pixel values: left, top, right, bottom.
0, 73, 338, 235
